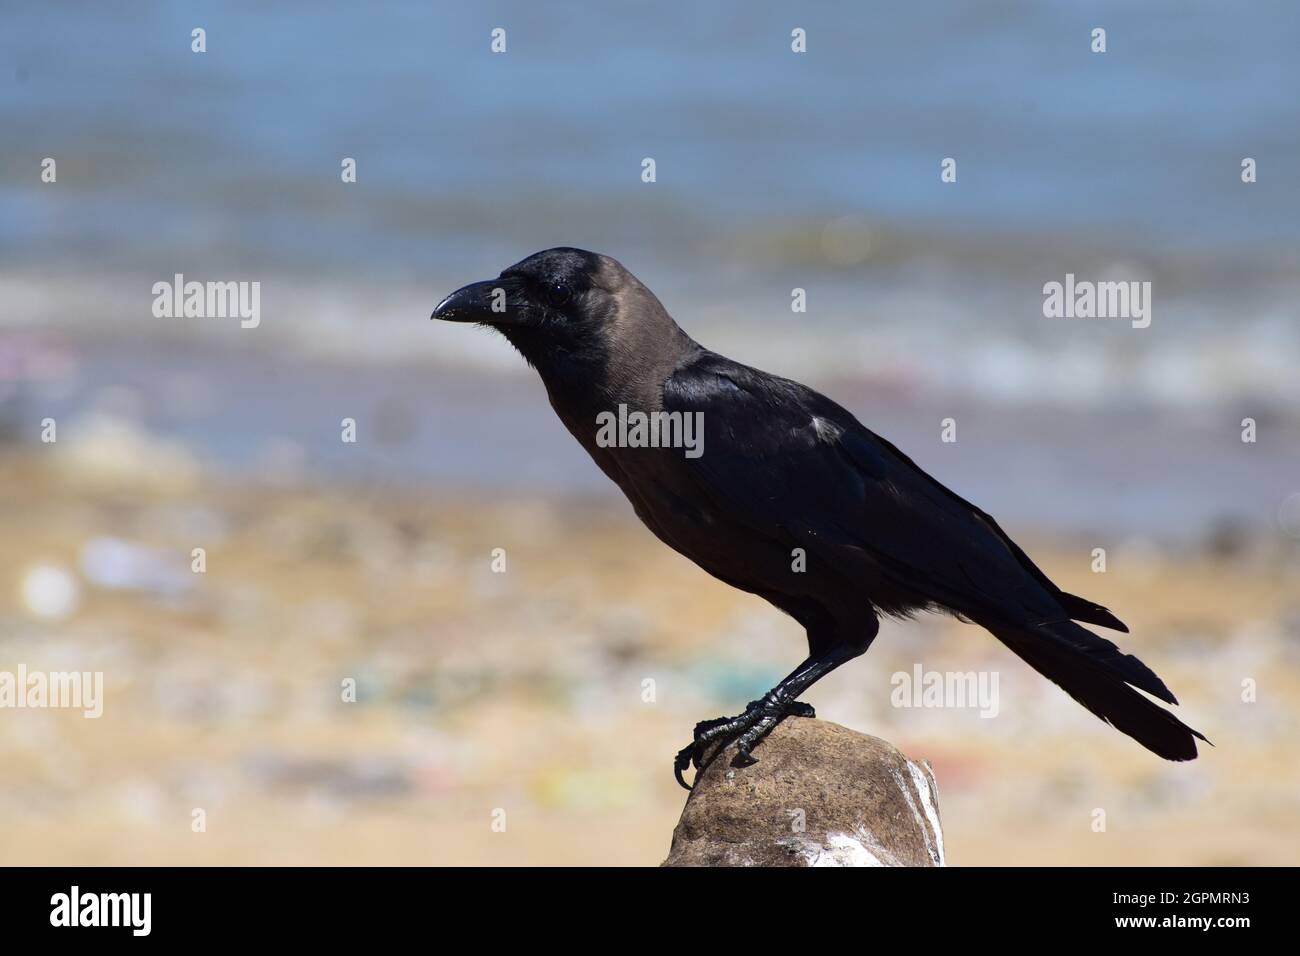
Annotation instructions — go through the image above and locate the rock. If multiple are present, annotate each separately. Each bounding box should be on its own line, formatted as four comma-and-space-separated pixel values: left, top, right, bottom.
663, 718, 945, 867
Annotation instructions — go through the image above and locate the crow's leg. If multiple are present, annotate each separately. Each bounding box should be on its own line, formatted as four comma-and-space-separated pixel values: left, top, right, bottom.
673, 642, 865, 789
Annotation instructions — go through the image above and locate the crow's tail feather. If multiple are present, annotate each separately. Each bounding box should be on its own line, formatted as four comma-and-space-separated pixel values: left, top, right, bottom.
1058, 591, 1129, 633
986, 618, 1207, 761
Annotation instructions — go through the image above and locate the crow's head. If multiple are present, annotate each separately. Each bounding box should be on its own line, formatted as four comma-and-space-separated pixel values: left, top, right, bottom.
432, 247, 690, 389
431, 247, 622, 343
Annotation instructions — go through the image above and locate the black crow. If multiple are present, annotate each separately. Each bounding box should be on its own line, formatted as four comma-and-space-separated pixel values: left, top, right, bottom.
432, 247, 1206, 788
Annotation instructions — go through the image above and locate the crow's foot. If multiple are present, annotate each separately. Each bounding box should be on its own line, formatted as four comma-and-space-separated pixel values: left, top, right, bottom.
672, 696, 815, 790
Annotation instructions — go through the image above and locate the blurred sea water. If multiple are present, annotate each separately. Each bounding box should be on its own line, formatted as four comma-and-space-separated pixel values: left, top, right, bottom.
2, 1, 1299, 533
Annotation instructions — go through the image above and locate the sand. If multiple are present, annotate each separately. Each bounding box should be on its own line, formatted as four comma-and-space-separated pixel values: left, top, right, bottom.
1, 451, 1297, 865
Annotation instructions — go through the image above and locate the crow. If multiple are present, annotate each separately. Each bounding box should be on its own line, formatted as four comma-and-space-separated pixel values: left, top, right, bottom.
431, 247, 1207, 788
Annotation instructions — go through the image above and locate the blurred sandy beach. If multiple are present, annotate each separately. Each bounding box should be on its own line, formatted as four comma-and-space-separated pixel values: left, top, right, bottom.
2, 386, 1298, 865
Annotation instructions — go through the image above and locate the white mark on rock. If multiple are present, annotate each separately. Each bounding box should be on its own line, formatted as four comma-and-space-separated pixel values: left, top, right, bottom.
786, 825, 904, 867
798, 827, 892, 867
889, 766, 932, 861
890, 763, 945, 866
907, 759, 945, 866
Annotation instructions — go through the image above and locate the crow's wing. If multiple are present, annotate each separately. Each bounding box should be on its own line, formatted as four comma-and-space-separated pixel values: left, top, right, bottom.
662, 351, 1180, 708
664, 353, 1068, 624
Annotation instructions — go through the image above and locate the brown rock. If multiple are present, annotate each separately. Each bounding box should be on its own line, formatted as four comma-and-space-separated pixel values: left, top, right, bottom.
663, 718, 945, 867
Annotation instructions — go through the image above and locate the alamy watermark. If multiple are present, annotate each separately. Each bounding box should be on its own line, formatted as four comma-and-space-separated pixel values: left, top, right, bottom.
50, 886, 150, 936
0, 665, 103, 718
152, 273, 260, 328
1043, 273, 1151, 329
891, 664, 999, 718
595, 404, 704, 459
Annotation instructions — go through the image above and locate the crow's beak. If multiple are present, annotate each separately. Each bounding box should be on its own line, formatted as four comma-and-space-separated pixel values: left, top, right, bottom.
431, 278, 517, 323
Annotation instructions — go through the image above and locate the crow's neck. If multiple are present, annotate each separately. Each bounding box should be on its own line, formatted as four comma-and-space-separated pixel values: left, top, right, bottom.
506, 322, 700, 444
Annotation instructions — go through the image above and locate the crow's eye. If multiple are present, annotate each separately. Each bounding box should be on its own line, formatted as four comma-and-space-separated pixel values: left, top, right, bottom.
545, 282, 573, 308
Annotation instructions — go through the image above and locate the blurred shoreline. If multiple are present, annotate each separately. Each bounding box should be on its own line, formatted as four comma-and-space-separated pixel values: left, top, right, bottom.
5, 245, 1300, 409
4, 325, 1299, 544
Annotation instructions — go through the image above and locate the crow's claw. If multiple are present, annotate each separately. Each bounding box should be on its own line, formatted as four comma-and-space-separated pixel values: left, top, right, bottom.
673, 743, 698, 790
672, 695, 816, 790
